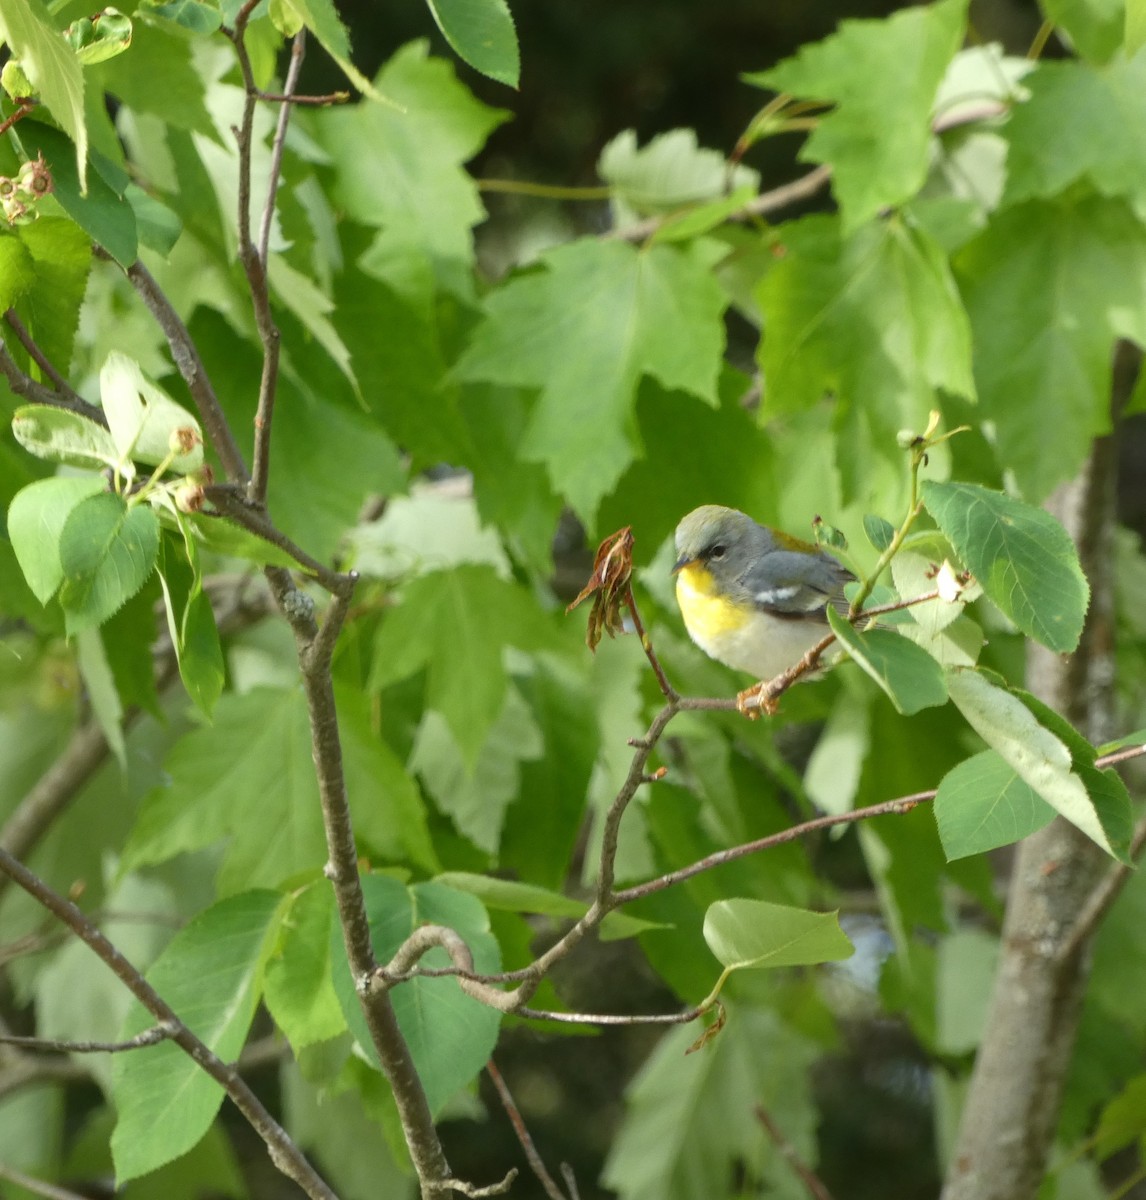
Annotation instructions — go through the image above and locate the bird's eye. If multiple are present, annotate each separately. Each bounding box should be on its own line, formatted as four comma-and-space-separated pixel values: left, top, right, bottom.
709, 544, 726, 560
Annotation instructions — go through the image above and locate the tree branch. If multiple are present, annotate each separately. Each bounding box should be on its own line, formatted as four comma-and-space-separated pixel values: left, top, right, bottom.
756, 1105, 835, 1200
0, 339, 104, 424
0, 1163, 90, 1200
0, 1024, 174, 1054
0, 846, 336, 1200
5, 309, 71, 393
486, 1058, 569, 1200
120, 258, 249, 483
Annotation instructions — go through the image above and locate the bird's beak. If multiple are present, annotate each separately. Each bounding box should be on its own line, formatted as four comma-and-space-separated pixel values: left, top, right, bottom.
671, 555, 693, 575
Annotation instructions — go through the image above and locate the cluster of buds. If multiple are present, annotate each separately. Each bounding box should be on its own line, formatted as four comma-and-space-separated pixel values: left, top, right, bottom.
0, 153, 52, 225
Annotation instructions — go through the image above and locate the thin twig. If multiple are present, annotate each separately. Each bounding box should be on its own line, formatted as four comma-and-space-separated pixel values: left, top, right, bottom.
515, 1005, 704, 1027
4, 310, 70, 392
121, 258, 249, 482
256, 89, 350, 105
0, 1023, 174, 1054
264, 566, 460, 1198
0, 1163, 90, 1200
0, 340, 104, 423
259, 30, 307, 267
756, 1105, 835, 1200
1058, 802, 1146, 964
0, 846, 337, 1200
0, 99, 35, 138
487, 1059, 568, 1200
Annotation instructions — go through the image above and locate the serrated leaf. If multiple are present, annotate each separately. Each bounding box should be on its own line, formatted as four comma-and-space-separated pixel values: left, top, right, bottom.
598, 128, 759, 224
703, 898, 853, 972
317, 42, 507, 271
454, 238, 726, 522
17, 122, 136, 266
369, 564, 561, 765
11, 217, 92, 376
409, 685, 542, 853
57, 492, 160, 633
100, 351, 203, 470
425, 0, 519, 87
757, 214, 973, 501
0, 233, 36, 312
934, 749, 1055, 860
267, 254, 357, 394
953, 195, 1146, 502
947, 669, 1128, 860
124, 686, 434, 890
1002, 56, 1146, 207
7, 474, 105, 603
11, 404, 118, 470
921, 480, 1090, 653
602, 1007, 820, 1200
0, 0, 87, 191
748, 0, 969, 231
331, 875, 502, 1115
827, 609, 949, 715
110, 890, 283, 1183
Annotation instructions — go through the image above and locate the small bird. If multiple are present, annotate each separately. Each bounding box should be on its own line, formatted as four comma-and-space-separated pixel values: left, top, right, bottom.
673, 505, 855, 683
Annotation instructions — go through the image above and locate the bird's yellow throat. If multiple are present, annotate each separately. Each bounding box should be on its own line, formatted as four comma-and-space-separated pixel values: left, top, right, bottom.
674, 563, 752, 639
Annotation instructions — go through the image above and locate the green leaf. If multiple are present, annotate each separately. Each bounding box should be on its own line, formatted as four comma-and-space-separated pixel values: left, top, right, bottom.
921, 480, 1090, 653
827, 609, 949, 715
331, 875, 502, 1115
409, 685, 542, 853
110, 890, 283, 1183
275, 0, 384, 101
262, 882, 346, 1049
597, 128, 759, 224
602, 1007, 820, 1200
370, 564, 561, 765
435, 871, 659, 940
11, 217, 92, 377
318, 40, 507, 270
934, 749, 1055, 860
946, 669, 1129, 860
137, 0, 223, 35
757, 214, 973, 501
1041, 0, 1124, 63
16, 122, 137, 266
64, 8, 132, 64
425, 0, 519, 87
124, 686, 433, 890
703, 898, 853, 972
89, 20, 216, 136
1002, 56, 1146, 207
100, 351, 203, 471
268, 254, 357, 394
748, 0, 969, 231
0, 234, 36, 312
0, 0, 87, 191
1129, 0, 1146, 53
1095, 1074, 1146, 1158
953, 195, 1146, 502
11, 404, 118, 470
7, 474, 105, 603
75, 625, 126, 767
863, 513, 896, 552
454, 238, 727, 522
156, 537, 223, 718
57, 492, 160, 633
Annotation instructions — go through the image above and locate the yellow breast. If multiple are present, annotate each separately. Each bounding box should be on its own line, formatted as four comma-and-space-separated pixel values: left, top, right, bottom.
674, 563, 752, 641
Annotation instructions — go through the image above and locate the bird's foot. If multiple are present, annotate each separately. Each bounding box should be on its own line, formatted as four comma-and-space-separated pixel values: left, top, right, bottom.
736, 682, 779, 719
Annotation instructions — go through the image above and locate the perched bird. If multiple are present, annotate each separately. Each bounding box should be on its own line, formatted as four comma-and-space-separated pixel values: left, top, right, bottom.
673, 505, 854, 683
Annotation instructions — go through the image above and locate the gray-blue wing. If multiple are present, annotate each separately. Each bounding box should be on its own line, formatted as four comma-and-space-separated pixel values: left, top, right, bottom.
741, 550, 854, 617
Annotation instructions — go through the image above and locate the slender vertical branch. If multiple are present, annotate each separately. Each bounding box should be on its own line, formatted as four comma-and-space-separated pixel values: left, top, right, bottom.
5, 309, 70, 392
259, 29, 307, 265
0, 846, 336, 1200
486, 1059, 569, 1200
122, 259, 249, 483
